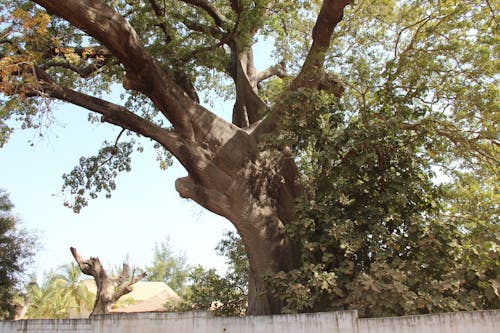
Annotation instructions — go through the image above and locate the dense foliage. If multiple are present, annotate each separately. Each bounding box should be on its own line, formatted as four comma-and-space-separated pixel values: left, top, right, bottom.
267, 90, 499, 316
260, 1, 499, 316
186, 0, 500, 316
185, 231, 248, 316
0, 190, 37, 319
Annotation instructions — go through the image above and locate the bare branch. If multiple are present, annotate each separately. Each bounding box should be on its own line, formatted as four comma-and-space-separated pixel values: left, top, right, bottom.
70, 247, 147, 316
255, 61, 290, 83
30, 66, 185, 156
485, 0, 498, 24
42, 60, 108, 78
70, 246, 94, 276
230, 46, 268, 127
148, 0, 165, 16
147, 0, 173, 44
179, 0, 230, 28
402, 121, 500, 171
177, 16, 224, 38
117, 263, 131, 284
113, 271, 148, 302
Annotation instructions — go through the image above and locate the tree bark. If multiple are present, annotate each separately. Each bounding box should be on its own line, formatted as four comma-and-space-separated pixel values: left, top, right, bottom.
176, 141, 302, 314
70, 247, 147, 317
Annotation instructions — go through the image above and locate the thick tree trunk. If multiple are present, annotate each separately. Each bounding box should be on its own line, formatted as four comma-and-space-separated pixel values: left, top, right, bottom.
176, 135, 302, 314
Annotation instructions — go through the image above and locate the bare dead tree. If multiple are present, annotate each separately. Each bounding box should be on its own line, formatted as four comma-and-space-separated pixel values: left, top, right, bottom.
70, 247, 147, 317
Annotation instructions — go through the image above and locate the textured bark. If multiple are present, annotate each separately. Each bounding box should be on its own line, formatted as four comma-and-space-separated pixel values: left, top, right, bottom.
176, 149, 302, 314
26, 0, 351, 315
229, 44, 268, 128
70, 247, 147, 317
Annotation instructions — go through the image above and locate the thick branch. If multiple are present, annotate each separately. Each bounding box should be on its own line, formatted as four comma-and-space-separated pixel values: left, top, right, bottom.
175, 175, 231, 218
251, 0, 351, 138
177, 16, 224, 38
255, 61, 289, 83
32, 67, 184, 156
229, 45, 268, 127
70, 247, 95, 276
34, 0, 143, 71
33, 0, 196, 137
291, 0, 351, 90
113, 269, 148, 302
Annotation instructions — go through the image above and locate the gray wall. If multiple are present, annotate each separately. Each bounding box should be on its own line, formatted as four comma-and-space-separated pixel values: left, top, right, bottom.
359, 310, 500, 333
1, 309, 499, 333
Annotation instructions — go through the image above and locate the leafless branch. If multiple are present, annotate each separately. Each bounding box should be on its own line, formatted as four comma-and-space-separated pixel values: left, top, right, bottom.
255, 61, 290, 83
27, 66, 185, 156
179, 0, 229, 28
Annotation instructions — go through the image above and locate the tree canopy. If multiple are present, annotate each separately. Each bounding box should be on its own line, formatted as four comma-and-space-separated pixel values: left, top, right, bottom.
267, 90, 499, 315
0, 0, 498, 315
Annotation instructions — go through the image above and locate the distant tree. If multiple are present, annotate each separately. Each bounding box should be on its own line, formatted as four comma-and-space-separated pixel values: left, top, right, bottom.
145, 237, 191, 296
186, 231, 248, 316
52, 263, 95, 316
25, 274, 67, 319
0, 189, 37, 319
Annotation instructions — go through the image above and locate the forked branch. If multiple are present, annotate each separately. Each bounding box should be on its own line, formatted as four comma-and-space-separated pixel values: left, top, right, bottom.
70, 247, 147, 316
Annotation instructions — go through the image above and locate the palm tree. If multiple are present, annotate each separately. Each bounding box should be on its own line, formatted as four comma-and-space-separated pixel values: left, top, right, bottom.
52, 263, 94, 316
25, 277, 65, 318
25, 264, 94, 318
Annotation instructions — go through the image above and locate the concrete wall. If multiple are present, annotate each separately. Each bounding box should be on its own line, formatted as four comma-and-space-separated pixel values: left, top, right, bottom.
0, 309, 498, 333
359, 310, 500, 333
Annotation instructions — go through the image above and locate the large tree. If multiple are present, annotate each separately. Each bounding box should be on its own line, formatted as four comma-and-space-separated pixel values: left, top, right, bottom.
0, 0, 497, 315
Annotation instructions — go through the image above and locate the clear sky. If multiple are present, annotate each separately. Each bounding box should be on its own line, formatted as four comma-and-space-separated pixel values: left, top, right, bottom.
0, 84, 236, 282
